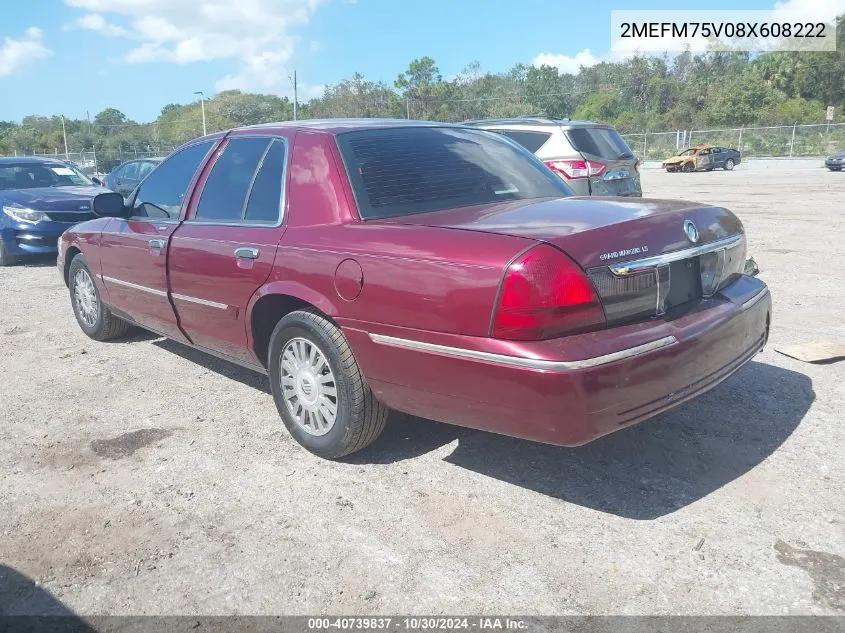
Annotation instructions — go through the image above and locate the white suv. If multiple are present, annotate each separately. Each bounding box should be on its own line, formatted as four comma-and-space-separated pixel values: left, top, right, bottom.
464, 117, 642, 197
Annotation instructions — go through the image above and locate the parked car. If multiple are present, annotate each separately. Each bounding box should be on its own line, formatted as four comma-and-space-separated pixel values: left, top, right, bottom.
103, 157, 164, 198
58, 120, 770, 459
464, 117, 642, 197
0, 157, 111, 266
663, 145, 741, 172
824, 151, 844, 171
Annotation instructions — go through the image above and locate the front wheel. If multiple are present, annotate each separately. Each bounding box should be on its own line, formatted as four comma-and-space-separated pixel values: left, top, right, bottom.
724, 158, 736, 171
68, 255, 132, 341
682, 163, 694, 173
268, 309, 388, 459
0, 239, 14, 267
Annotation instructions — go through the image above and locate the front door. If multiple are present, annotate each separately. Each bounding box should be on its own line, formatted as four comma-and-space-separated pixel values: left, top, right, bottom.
168, 134, 289, 364
98, 140, 217, 340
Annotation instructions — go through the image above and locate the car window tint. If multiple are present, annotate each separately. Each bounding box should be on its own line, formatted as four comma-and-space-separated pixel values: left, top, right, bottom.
337, 127, 571, 220
194, 137, 270, 223
244, 139, 286, 224
122, 162, 139, 180
137, 161, 156, 179
132, 141, 214, 219
489, 130, 552, 154
565, 127, 635, 160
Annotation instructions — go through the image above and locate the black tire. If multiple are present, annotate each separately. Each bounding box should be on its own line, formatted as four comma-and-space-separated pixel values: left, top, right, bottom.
0, 239, 14, 267
267, 309, 388, 459
68, 255, 132, 341
682, 163, 694, 173
724, 158, 735, 171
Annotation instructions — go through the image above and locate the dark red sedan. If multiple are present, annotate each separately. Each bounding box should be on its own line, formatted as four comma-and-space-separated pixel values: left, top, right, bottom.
58, 120, 771, 458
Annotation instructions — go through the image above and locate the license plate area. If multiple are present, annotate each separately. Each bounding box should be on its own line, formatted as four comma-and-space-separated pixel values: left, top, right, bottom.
662, 257, 702, 312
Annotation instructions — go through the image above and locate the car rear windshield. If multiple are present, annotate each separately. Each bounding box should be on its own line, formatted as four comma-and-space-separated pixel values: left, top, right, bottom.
336, 127, 570, 220
488, 129, 552, 153
565, 127, 635, 160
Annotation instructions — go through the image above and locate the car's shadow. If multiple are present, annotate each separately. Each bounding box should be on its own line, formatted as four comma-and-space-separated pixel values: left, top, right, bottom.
348, 360, 814, 519
138, 338, 814, 520
0, 565, 95, 629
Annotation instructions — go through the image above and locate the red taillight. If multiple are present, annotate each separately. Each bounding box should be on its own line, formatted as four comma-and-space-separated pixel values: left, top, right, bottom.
545, 159, 606, 179
492, 245, 606, 341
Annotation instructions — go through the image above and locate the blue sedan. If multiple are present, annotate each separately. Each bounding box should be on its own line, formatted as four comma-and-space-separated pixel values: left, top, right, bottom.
0, 157, 111, 266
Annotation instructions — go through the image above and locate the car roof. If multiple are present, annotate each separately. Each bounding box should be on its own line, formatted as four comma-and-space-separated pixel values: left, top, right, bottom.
0, 156, 70, 165
226, 119, 463, 136
462, 117, 603, 128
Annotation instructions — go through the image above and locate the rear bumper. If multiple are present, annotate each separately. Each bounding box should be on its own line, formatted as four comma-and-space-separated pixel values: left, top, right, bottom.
342, 275, 771, 447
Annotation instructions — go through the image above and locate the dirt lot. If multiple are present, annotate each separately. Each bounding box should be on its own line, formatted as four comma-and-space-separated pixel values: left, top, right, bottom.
1, 165, 843, 616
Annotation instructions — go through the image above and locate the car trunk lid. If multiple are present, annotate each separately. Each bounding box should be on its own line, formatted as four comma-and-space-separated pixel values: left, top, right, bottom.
385, 196, 746, 326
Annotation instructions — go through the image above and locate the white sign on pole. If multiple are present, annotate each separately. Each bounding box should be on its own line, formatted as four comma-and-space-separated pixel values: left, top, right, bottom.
827, 106, 835, 121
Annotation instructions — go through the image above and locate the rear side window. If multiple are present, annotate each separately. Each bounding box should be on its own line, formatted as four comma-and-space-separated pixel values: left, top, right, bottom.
565, 127, 635, 160
244, 139, 286, 224
337, 127, 570, 220
121, 162, 139, 180
489, 129, 551, 154
131, 141, 214, 219
195, 137, 271, 223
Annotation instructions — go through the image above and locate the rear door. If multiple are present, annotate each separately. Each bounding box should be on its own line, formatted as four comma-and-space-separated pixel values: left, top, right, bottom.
565, 126, 641, 196
167, 133, 289, 363
98, 140, 217, 340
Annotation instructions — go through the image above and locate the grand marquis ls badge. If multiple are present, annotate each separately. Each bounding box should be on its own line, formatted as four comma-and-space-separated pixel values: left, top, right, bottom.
684, 219, 699, 244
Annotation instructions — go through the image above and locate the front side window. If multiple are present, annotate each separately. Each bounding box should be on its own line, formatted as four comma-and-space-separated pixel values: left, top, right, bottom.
131, 141, 214, 219
121, 162, 139, 180
337, 127, 570, 220
194, 137, 274, 223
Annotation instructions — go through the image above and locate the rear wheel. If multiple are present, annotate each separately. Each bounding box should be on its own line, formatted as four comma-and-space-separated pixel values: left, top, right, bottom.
267, 309, 388, 459
68, 255, 132, 341
724, 158, 736, 171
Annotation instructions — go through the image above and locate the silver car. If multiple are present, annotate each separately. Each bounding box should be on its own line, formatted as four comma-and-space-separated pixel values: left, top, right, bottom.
464, 117, 642, 197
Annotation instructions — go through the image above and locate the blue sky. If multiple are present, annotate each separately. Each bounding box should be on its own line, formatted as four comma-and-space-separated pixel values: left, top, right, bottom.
0, 0, 828, 123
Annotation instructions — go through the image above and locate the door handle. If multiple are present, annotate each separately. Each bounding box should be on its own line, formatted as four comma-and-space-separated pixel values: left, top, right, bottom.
234, 247, 259, 260
149, 238, 165, 249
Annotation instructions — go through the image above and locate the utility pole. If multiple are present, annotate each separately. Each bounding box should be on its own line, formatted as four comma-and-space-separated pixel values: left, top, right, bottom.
86, 110, 92, 136
289, 71, 298, 121
61, 115, 69, 160
194, 91, 207, 136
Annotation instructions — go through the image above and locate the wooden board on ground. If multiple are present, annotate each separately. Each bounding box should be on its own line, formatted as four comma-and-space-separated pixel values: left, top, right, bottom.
776, 341, 845, 363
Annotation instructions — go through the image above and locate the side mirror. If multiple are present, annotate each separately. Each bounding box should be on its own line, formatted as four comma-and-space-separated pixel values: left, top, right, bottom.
92, 192, 128, 218
91, 176, 103, 186
744, 257, 759, 277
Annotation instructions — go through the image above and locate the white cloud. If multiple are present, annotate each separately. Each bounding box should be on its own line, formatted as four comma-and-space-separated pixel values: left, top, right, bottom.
532, 49, 600, 74
0, 27, 51, 77
67, 13, 130, 37
772, 0, 845, 21
64, 0, 325, 94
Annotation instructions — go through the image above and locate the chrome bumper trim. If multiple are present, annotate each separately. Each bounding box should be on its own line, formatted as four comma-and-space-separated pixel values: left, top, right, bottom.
609, 234, 744, 276
369, 333, 678, 371
101, 275, 167, 298
741, 288, 769, 311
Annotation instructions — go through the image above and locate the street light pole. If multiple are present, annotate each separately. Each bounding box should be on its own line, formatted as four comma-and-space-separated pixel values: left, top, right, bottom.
61, 115, 69, 160
194, 91, 207, 136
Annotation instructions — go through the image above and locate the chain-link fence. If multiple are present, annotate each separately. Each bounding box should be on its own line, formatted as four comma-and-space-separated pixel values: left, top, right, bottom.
3, 148, 177, 178
622, 123, 845, 161
5, 121, 843, 176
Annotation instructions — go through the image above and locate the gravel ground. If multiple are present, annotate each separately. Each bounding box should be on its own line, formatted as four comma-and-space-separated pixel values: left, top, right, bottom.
0, 165, 843, 616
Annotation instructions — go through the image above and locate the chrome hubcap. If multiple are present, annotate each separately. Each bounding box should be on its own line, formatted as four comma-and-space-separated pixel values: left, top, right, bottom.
280, 337, 337, 436
73, 269, 98, 328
